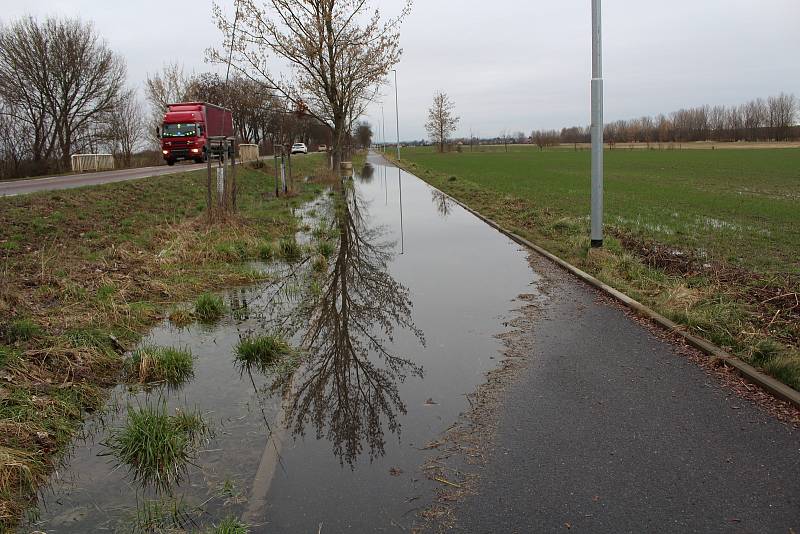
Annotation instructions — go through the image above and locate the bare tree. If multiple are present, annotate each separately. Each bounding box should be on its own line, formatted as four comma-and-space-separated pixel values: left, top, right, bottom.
145, 62, 193, 147
210, 0, 411, 169
424, 91, 459, 153
743, 98, 768, 141
0, 17, 126, 170
104, 89, 144, 167
355, 121, 373, 149
767, 93, 797, 141
0, 100, 32, 178
532, 129, 559, 150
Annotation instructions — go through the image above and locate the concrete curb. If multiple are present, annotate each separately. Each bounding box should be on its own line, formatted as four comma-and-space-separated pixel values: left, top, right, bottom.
385, 156, 800, 410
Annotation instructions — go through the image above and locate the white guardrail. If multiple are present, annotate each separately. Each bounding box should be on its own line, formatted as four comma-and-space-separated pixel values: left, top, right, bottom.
239, 144, 259, 162
71, 154, 115, 172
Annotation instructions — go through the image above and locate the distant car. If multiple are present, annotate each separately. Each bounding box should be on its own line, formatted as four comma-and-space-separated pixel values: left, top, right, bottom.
291, 143, 308, 154
318, 144, 327, 152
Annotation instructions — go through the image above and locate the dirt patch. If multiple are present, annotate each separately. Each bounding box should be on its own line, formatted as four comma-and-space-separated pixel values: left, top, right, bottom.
613, 229, 800, 348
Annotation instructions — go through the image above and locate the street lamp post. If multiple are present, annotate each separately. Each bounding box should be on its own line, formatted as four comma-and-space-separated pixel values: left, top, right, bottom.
393, 69, 400, 161
590, 0, 604, 247
381, 105, 386, 154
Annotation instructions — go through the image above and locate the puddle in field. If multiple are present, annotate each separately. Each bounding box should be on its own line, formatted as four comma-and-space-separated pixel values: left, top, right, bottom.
27, 153, 538, 533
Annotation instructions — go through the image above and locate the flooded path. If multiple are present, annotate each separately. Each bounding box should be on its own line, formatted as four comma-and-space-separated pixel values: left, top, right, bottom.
28, 153, 538, 532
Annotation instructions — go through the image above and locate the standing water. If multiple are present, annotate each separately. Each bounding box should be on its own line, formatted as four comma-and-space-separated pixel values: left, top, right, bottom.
27, 154, 538, 533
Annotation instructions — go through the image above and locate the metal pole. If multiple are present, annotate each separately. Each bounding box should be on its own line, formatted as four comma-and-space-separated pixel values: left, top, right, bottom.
393, 69, 400, 161
280, 147, 287, 193
231, 138, 237, 212
206, 140, 213, 222
273, 150, 280, 197
590, 0, 604, 248
381, 105, 386, 154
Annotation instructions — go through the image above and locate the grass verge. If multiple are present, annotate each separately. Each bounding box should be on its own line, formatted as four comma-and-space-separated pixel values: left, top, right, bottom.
388, 147, 800, 392
0, 154, 329, 528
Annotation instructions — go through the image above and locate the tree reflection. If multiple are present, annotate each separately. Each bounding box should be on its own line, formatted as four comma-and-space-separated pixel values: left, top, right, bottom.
258, 179, 424, 465
357, 162, 375, 183
431, 189, 453, 218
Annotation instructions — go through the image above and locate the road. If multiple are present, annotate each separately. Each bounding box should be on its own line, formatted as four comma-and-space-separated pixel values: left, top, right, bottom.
444, 245, 799, 533
0, 161, 207, 196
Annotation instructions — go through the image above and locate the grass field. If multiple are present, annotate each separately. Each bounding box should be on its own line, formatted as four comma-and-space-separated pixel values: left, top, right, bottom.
393, 146, 800, 392
0, 154, 329, 528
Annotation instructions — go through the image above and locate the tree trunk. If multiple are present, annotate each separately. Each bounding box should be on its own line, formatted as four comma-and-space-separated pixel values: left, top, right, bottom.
332, 121, 344, 170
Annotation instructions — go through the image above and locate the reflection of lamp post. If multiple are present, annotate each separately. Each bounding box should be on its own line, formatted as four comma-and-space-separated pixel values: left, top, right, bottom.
590, 0, 604, 247
398, 167, 404, 254
393, 69, 400, 161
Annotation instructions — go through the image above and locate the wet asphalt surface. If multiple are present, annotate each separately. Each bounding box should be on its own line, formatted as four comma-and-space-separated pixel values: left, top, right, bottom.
450, 256, 799, 533
0, 161, 207, 196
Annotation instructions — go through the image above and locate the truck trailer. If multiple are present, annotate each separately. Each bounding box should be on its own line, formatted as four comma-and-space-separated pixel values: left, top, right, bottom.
160, 102, 234, 165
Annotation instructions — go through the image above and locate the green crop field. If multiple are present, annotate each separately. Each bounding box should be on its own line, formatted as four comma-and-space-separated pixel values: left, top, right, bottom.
393, 145, 800, 391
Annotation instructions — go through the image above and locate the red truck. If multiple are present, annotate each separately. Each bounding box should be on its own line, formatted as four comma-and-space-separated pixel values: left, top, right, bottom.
159, 102, 234, 165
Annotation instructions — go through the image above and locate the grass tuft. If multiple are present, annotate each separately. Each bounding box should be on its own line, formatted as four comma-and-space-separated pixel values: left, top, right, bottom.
103, 402, 208, 493
235, 334, 293, 366
234, 334, 297, 376
316, 240, 334, 258
211, 517, 250, 534
131, 497, 193, 533
0, 446, 44, 503
168, 307, 193, 328
125, 345, 194, 386
194, 293, 225, 324
312, 255, 328, 273
2, 319, 42, 343
278, 238, 302, 263
258, 241, 275, 262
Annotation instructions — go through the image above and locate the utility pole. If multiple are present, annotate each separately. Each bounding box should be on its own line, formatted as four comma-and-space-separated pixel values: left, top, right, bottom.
393, 69, 400, 160
590, 0, 604, 247
381, 105, 386, 154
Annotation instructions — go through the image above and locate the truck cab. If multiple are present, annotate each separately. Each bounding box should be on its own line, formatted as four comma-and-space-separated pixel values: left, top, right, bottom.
160, 102, 233, 166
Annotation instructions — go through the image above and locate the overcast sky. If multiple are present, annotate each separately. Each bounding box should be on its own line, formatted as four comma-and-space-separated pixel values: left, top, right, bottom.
3, 0, 798, 141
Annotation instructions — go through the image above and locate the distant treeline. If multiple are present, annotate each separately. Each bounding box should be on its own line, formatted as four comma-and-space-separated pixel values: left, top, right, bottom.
529, 93, 799, 148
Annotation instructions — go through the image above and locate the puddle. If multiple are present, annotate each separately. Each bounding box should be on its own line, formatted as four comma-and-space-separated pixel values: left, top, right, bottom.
26, 153, 538, 533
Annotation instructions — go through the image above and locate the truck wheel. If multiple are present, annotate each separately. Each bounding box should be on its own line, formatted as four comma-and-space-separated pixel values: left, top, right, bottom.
166, 159, 175, 166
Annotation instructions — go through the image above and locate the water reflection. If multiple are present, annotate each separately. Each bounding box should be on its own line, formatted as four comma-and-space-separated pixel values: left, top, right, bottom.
252, 178, 424, 465
431, 189, 453, 218
358, 162, 375, 182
